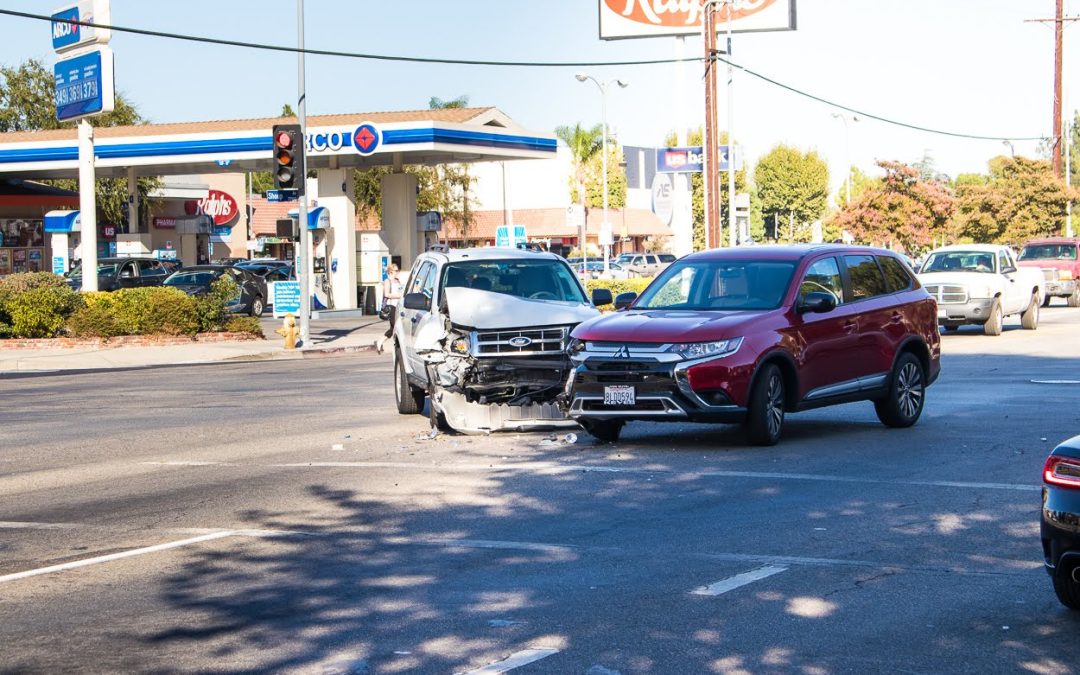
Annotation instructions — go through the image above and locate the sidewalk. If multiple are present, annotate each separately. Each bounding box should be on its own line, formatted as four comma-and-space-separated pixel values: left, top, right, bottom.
0, 313, 391, 373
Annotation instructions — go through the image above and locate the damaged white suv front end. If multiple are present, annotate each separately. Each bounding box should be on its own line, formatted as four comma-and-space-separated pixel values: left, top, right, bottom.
392, 248, 601, 434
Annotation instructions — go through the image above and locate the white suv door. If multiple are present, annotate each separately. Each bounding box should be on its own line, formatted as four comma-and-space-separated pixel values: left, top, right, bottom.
999, 249, 1025, 314
398, 260, 439, 375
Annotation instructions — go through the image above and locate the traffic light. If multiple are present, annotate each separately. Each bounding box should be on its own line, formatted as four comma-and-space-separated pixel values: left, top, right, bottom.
272, 124, 305, 195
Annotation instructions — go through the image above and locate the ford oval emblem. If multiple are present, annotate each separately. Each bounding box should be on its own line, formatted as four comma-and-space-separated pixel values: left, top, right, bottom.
508, 336, 533, 348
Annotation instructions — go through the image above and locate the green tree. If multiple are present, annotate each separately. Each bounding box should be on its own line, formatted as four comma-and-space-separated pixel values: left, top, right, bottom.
830, 160, 954, 253
952, 156, 1074, 245
0, 58, 159, 229
584, 143, 627, 209
556, 122, 604, 209
754, 144, 829, 242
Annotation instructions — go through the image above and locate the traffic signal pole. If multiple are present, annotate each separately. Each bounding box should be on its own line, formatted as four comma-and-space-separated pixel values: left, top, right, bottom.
296, 0, 311, 346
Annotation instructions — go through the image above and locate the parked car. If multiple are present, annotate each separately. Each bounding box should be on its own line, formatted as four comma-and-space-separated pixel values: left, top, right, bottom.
567, 245, 941, 445
917, 244, 1045, 335
65, 257, 180, 291
577, 260, 630, 280
1018, 238, 1080, 307
1042, 434, 1080, 610
162, 264, 267, 316
615, 252, 666, 278
392, 247, 602, 434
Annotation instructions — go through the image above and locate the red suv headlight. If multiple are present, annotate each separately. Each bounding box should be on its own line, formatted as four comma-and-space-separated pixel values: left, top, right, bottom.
1044, 455, 1080, 490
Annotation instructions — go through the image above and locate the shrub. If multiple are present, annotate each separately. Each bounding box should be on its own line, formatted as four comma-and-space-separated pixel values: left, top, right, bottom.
66, 303, 121, 338
196, 276, 240, 332
6, 286, 84, 338
585, 277, 654, 309
224, 316, 264, 338
108, 287, 198, 336
0, 272, 70, 331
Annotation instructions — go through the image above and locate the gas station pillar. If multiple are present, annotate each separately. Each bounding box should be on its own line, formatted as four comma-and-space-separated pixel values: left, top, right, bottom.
315, 168, 358, 309
380, 172, 419, 272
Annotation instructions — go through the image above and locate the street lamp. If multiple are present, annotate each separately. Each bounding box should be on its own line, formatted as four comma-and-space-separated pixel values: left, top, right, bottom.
576, 73, 628, 273
831, 112, 858, 206
1002, 139, 1016, 157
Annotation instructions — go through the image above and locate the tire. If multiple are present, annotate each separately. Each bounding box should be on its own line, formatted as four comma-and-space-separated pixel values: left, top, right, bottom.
428, 390, 453, 432
942, 323, 961, 333
1042, 294, 1053, 308
1053, 568, 1080, 610
874, 352, 926, 428
1021, 293, 1040, 330
1069, 288, 1080, 308
249, 295, 264, 317
394, 349, 425, 415
983, 299, 1003, 336
579, 418, 623, 443
745, 363, 785, 446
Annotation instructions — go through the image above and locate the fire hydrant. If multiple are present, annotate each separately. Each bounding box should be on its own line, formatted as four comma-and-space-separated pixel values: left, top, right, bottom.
276, 314, 299, 350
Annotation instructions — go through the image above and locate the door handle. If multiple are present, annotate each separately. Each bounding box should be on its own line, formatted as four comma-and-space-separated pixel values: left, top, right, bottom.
843, 320, 857, 334
890, 312, 903, 323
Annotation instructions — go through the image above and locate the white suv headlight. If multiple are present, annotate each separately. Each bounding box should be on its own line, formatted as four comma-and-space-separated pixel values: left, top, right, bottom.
667, 337, 743, 360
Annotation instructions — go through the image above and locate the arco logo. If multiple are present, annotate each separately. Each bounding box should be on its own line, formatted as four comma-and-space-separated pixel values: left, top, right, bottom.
604, 0, 776, 27
353, 123, 381, 156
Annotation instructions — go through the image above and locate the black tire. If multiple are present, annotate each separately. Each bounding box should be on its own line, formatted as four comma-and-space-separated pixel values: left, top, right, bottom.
1053, 568, 1080, 610
1021, 293, 1040, 330
249, 295, 264, 317
579, 418, 623, 443
874, 352, 926, 428
942, 323, 961, 333
983, 299, 1003, 336
745, 363, 785, 446
1069, 288, 1080, 308
1042, 294, 1053, 308
394, 349, 425, 415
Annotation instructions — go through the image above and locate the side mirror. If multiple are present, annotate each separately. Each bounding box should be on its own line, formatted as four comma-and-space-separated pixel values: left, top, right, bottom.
591, 288, 613, 307
614, 292, 637, 311
402, 292, 429, 311
798, 291, 838, 314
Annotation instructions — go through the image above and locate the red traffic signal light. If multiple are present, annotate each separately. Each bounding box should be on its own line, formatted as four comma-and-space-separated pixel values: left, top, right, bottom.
271, 124, 304, 195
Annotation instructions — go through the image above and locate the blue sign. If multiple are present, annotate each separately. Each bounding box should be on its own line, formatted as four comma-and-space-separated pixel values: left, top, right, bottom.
273, 281, 302, 318
51, 1, 110, 54
54, 47, 114, 121
266, 189, 298, 203
496, 225, 527, 248
51, 6, 82, 51
352, 123, 381, 156
44, 210, 81, 233
657, 146, 704, 173
210, 225, 232, 243
52, 256, 67, 275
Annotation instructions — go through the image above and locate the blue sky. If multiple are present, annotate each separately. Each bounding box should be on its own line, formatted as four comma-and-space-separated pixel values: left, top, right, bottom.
1, 0, 1076, 195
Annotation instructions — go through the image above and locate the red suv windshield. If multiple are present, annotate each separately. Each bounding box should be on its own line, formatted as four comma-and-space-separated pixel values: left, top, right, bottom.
635, 260, 796, 311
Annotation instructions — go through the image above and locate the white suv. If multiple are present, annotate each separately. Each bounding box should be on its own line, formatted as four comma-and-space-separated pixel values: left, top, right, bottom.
392, 247, 605, 433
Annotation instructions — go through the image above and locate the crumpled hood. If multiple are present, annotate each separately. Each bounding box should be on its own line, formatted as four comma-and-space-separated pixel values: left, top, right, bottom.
573, 309, 765, 343
444, 287, 599, 330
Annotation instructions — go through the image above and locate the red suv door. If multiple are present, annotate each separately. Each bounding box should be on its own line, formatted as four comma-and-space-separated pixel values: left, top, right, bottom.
842, 254, 898, 386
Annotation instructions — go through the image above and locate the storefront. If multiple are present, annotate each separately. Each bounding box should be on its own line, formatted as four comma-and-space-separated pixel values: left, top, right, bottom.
0, 179, 79, 277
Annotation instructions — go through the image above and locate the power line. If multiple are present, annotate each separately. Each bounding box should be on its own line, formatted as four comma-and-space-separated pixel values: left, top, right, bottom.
2, 7, 1046, 143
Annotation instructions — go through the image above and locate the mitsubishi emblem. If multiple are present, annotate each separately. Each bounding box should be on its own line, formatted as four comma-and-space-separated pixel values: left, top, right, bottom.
612, 344, 631, 359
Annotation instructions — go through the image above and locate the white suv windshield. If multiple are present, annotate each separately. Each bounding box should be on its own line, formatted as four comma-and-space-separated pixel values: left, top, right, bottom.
922, 251, 996, 274
441, 260, 587, 303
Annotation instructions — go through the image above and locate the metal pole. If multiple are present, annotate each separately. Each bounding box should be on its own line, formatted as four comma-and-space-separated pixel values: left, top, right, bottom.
601, 81, 610, 274
78, 120, 98, 292
296, 0, 311, 345
726, 0, 736, 248
702, 3, 718, 250
1054, 0, 1065, 178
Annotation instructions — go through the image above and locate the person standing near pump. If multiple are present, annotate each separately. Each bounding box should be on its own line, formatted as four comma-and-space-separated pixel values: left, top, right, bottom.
375, 262, 402, 354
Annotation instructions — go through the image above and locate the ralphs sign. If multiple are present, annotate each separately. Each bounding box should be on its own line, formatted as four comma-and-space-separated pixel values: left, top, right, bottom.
599, 0, 796, 39
51, 0, 111, 54
186, 190, 239, 227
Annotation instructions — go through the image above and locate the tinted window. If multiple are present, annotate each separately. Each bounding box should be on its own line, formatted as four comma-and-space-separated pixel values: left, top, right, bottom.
637, 259, 795, 311
921, 250, 995, 274
878, 256, 914, 294
844, 255, 887, 300
441, 260, 586, 304
138, 260, 168, 277
998, 251, 1011, 271
1020, 244, 1079, 261
799, 257, 843, 305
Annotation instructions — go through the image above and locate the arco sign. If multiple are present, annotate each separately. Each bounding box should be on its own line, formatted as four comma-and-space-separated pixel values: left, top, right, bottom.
599, 0, 796, 39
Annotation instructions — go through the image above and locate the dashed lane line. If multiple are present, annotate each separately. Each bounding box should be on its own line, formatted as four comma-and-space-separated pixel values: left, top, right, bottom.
141, 460, 1040, 493
455, 648, 560, 675
691, 565, 789, 596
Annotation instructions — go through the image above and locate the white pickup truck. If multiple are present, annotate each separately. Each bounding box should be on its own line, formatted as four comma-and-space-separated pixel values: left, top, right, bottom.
917, 244, 1045, 335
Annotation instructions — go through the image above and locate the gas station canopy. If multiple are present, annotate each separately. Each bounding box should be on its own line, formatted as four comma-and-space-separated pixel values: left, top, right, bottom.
0, 107, 556, 179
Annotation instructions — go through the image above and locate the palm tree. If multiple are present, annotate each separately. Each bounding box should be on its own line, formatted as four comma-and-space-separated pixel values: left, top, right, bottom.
555, 123, 603, 255
430, 95, 475, 244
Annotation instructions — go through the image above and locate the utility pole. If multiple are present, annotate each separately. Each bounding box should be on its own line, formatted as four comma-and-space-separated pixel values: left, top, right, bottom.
702, 2, 720, 249
1026, 2, 1079, 179
725, 0, 737, 248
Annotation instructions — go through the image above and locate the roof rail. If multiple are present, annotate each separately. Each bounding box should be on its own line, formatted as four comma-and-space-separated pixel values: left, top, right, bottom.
428, 243, 450, 253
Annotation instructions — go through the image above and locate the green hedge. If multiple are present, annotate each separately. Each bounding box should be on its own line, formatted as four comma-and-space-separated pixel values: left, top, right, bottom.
585, 277, 654, 309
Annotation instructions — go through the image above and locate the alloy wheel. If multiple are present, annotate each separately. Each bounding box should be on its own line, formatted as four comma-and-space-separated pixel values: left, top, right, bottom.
897, 361, 924, 419
766, 374, 784, 437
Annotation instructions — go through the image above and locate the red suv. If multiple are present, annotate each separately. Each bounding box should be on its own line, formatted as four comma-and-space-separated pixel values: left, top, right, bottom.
567, 245, 941, 445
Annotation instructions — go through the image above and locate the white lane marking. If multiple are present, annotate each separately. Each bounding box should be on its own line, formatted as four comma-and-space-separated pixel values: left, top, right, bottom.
456, 648, 560, 675
0, 531, 235, 584
691, 565, 789, 596
1031, 379, 1080, 384
261, 461, 1040, 492
142, 461, 237, 466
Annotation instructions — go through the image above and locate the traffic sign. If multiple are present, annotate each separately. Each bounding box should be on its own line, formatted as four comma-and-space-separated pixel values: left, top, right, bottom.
54, 46, 114, 122
266, 189, 299, 203
273, 281, 302, 318
496, 225, 527, 248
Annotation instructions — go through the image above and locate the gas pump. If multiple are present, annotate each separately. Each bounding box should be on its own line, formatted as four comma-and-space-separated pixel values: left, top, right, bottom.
311, 228, 335, 310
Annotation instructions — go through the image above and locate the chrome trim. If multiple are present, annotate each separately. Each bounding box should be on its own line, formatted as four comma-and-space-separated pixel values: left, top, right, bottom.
805, 372, 889, 401
471, 326, 570, 357
860, 373, 888, 390
923, 284, 968, 305
671, 350, 745, 410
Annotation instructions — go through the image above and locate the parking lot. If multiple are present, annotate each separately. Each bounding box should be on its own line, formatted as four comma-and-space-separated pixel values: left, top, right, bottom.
2, 307, 1079, 674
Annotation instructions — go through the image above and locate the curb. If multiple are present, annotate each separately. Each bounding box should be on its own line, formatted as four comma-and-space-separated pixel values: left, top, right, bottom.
225, 343, 377, 362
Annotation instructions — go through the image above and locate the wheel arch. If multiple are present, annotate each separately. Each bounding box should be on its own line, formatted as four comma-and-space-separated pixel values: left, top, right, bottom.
750, 350, 800, 411
893, 337, 930, 379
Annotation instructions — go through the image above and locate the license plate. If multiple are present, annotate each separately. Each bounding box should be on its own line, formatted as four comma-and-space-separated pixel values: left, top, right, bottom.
937, 308, 947, 319
603, 385, 635, 406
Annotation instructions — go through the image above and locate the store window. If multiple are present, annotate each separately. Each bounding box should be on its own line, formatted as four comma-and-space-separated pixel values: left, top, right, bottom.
0, 219, 46, 275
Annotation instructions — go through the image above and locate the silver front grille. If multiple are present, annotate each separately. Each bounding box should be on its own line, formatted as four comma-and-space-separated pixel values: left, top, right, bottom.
473, 326, 569, 356
924, 284, 967, 304
1042, 268, 1060, 282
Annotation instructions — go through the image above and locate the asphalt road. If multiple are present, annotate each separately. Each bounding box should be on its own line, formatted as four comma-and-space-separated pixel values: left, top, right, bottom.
2, 307, 1080, 674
